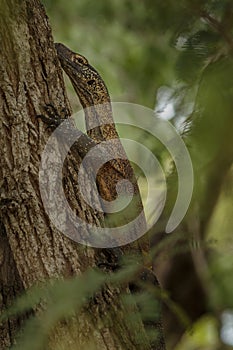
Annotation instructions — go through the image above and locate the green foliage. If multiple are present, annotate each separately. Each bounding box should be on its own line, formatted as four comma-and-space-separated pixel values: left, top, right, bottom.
1, 261, 168, 349
210, 253, 233, 309
174, 315, 219, 350
1, 269, 106, 350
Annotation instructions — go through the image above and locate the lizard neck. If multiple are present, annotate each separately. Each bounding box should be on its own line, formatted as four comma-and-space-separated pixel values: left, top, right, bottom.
83, 102, 119, 143
70, 77, 119, 143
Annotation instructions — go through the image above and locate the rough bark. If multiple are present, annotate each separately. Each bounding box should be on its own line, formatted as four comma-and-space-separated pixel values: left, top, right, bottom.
0, 1, 164, 349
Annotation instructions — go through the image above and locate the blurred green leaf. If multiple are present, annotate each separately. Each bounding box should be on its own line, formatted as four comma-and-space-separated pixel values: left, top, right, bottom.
174, 315, 219, 350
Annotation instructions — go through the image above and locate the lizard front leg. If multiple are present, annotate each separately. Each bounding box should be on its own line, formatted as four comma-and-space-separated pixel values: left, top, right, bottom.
37, 103, 97, 158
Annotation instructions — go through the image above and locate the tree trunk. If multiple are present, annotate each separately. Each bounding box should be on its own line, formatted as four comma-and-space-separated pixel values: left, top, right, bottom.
0, 1, 165, 349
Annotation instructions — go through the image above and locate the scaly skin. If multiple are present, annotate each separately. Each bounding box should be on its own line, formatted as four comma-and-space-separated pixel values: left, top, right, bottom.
54, 43, 166, 349
55, 42, 150, 256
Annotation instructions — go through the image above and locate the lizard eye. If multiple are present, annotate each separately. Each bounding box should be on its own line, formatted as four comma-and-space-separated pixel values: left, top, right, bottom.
87, 79, 95, 86
74, 55, 88, 65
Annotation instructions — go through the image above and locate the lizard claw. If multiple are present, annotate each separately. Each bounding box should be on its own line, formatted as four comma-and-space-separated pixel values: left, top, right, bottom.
37, 103, 69, 130
96, 247, 124, 272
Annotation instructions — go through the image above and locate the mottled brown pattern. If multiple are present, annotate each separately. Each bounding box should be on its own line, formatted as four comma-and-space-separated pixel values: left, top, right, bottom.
55, 43, 150, 254
55, 44, 166, 349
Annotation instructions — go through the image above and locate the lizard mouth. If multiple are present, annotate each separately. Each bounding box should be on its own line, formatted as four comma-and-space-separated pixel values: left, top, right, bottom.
55, 42, 72, 59
55, 42, 77, 70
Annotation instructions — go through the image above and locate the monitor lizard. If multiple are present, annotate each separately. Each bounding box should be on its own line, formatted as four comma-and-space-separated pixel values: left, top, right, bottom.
38, 42, 166, 349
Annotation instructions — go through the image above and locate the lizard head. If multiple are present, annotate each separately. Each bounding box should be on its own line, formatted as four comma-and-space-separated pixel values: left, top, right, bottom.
55, 43, 111, 107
